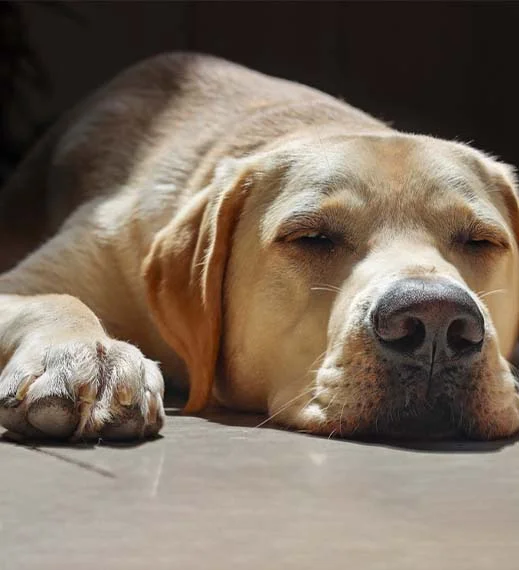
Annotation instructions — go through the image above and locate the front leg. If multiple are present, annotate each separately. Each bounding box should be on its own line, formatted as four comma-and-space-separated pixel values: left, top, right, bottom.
0, 201, 167, 441
0, 293, 165, 440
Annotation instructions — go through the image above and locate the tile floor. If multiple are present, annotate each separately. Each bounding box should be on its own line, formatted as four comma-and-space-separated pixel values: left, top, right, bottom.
1, 405, 519, 570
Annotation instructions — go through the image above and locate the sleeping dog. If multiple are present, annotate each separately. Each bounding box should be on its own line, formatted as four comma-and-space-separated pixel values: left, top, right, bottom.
0, 53, 518, 441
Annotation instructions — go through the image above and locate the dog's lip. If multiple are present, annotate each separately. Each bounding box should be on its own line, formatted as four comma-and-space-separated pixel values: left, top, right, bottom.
306, 397, 466, 440
373, 416, 461, 440
366, 400, 464, 440
318, 396, 465, 440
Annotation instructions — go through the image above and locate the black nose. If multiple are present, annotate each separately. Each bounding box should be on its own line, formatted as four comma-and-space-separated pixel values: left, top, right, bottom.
371, 278, 484, 365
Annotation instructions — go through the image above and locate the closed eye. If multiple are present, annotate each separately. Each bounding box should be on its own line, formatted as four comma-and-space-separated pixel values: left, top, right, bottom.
274, 210, 353, 252
453, 227, 510, 252
290, 231, 335, 247
281, 230, 337, 253
464, 238, 495, 249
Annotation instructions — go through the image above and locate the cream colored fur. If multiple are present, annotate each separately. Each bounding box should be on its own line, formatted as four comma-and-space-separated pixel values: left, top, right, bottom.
0, 53, 518, 440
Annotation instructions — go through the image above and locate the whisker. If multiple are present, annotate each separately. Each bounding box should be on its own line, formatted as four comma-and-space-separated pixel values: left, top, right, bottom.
299, 392, 322, 416
339, 401, 347, 437
323, 394, 337, 415
254, 333, 347, 432
477, 288, 507, 300
254, 388, 319, 429
257, 350, 329, 414
311, 283, 341, 293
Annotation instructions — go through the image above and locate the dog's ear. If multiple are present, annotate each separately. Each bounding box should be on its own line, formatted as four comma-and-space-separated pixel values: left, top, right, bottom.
483, 160, 519, 357
143, 159, 254, 413
492, 163, 519, 244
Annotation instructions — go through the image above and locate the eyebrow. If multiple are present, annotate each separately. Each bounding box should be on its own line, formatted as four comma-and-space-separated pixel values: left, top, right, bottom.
276, 210, 327, 235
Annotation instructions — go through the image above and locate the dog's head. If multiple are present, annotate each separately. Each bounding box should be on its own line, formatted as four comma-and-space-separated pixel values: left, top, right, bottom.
145, 132, 519, 439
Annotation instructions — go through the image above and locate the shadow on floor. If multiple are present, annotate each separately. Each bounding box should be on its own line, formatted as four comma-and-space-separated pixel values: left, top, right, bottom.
177, 406, 519, 455
2, 391, 517, 455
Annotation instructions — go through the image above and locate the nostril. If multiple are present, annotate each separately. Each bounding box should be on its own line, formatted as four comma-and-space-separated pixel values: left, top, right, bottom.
446, 317, 484, 355
375, 315, 426, 353
372, 278, 486, 364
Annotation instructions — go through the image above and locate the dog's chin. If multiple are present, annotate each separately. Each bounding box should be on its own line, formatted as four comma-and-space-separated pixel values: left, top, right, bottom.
281, 391, 519, 442
360, 400, 464, 441
291, 400, 463, 441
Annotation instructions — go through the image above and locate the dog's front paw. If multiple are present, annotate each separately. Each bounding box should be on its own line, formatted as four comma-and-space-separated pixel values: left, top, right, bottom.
0, 337, 165, 441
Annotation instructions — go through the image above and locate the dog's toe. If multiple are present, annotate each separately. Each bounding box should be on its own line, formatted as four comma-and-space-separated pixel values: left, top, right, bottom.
101, 409, 146, 441
0, 402, 47, 439
0, 339, 165, 442
27, 397, 78, 438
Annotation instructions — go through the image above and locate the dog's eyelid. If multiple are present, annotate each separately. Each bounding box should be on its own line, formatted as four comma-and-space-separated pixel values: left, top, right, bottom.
275, 218, 347, 247
276, 211, 345, 237
453, 224, 511, 250
277, 223, 327, 241
282, 229, 333, 243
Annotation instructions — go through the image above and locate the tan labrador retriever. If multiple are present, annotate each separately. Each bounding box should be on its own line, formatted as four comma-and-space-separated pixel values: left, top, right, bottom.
0, 53, 518, 441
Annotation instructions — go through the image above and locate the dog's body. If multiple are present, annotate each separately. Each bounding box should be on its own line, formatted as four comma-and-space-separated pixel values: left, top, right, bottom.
0, 53, 518, 441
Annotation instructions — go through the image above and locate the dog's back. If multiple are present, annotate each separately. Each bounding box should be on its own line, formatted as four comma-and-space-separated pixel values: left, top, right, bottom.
0, 52, 384, 271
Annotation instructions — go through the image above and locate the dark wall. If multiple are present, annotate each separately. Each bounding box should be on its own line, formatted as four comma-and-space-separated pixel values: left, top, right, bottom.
2, 1, 519, 185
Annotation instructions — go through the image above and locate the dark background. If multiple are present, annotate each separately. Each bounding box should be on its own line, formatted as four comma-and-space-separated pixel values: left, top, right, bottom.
2, 1, 519, 188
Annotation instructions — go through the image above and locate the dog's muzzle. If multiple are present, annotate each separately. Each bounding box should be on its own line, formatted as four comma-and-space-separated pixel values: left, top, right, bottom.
367, 277, 485, 437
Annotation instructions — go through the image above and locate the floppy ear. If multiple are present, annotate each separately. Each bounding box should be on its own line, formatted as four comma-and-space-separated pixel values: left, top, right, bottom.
493, 163, 519, 244
143, 159, 253, 413
486, 161, 519, 358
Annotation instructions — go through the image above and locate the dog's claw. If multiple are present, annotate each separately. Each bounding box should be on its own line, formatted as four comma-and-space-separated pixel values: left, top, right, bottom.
73, 399, 94, 439
146, 391, 159, 425
116, 385, 133, 407
1, 338, 165, 442
15, 375, 37, 401
78, 383, 97, 404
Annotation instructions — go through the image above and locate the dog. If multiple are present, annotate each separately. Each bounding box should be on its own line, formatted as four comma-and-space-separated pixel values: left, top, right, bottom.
0, 53, 518, 441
